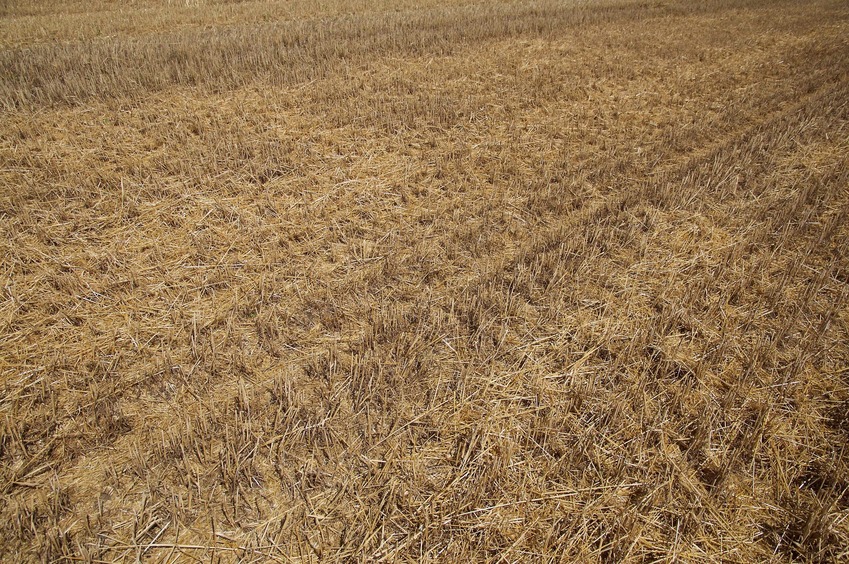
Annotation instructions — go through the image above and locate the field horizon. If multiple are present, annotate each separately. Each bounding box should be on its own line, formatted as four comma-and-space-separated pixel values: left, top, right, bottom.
1, 0, 848, 561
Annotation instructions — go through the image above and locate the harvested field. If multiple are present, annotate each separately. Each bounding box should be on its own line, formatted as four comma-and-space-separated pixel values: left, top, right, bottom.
1, 0, 848, 561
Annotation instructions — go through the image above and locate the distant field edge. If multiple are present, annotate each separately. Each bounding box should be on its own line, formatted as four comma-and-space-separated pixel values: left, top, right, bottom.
0, 0, 807, 109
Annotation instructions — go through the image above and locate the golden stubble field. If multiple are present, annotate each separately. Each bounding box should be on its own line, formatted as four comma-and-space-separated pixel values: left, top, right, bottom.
1, 0, 848, 561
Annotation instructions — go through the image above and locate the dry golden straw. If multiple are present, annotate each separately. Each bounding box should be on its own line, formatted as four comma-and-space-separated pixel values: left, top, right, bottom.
1, 0, 848, 561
